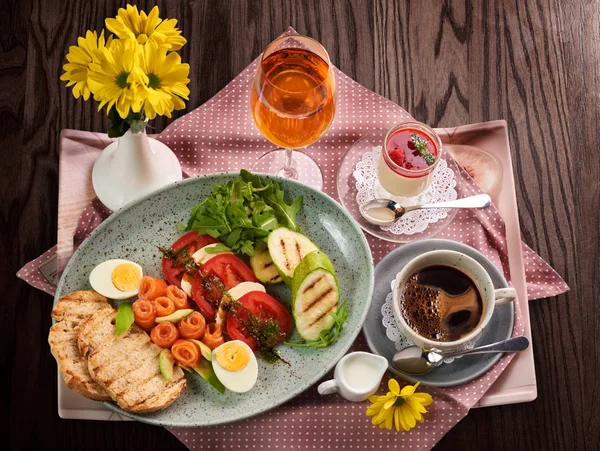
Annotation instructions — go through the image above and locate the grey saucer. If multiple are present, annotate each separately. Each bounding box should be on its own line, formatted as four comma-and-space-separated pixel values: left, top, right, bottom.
363, 239, 514, 387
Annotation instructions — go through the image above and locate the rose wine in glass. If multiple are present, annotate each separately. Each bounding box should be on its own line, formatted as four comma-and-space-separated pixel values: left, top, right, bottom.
250, 36, 336, 189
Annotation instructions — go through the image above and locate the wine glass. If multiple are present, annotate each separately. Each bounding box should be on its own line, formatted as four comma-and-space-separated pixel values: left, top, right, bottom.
250, 35, 336, 189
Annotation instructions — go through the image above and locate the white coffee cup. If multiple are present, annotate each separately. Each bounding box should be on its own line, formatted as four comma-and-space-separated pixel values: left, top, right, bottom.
317, 352, 388, 402
392, 250, 516, 351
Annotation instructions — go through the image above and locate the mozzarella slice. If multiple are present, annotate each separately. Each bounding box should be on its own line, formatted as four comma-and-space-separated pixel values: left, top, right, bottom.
191, 244, 233, 266
216, 282, 267, 327
227, 282, 265, 300
181, 273, 193, 296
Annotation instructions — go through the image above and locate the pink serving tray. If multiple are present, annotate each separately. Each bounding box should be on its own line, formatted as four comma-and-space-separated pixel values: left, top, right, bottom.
55, 122, 536, 419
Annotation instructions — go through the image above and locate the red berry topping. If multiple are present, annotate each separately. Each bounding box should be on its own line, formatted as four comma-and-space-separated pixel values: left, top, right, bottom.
407, 140, 416, 150
388, 148, 405, 167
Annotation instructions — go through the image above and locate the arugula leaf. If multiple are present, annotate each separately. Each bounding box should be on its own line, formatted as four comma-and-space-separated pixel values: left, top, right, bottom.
183, 171, 303, 256
284, 301, 349, 348
116, 302, 135, 336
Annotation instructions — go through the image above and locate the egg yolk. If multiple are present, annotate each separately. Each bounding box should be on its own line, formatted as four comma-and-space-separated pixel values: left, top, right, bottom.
215, 342, 250, 372
111, 263, 142, 292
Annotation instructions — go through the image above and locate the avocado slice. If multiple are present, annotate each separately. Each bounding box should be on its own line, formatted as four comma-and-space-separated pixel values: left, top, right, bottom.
192, 359, 226, 394
189, 338, 213, 361
159, 349, 176, 382
179, 364, 193, 374
155, 308, 194, 324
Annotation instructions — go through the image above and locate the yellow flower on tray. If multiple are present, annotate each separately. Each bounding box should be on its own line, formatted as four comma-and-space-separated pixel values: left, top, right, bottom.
87, 39, 148, 119
60, 30, 112, 100
366, 379, 433, 432
139, 42, 190, 119
106, 4, 187, 50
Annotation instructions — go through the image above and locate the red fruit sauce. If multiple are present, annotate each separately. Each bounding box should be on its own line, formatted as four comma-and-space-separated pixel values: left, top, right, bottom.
385, 128, 438, 171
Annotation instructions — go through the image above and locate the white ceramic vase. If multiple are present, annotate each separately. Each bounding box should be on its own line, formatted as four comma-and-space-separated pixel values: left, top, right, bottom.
92, 129, 182, 211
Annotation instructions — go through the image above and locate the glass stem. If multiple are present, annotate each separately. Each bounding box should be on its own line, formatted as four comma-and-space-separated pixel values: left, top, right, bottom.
280, 148, 298, 179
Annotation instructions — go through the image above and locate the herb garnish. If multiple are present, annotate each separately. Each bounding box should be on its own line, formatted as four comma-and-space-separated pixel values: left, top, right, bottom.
285, 301, 349, 348
242, 312, 281, 349
181, 170, 303, 257
227, 301, 282, 350
260, 348, 289, 365
410, 134, 436, 165
158, 246, 198, 273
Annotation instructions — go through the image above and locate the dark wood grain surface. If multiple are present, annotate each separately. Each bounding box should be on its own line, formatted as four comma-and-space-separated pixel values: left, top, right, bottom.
2, 1, 597, 450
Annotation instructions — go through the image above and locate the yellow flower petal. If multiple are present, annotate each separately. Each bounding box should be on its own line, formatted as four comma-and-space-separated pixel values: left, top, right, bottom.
388, 378, 400, 394
105, 5, 185, 50
384, 409, 394, 430
61, 29, 112, 101
401, 405, 417, 429
410, 392, 433, 406
397, 407, 409, 431
406, 397, 428, 414
383, 397, 397, 410
400, 383, 418, 397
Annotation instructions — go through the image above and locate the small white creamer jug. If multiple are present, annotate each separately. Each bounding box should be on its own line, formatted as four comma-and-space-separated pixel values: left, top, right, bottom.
317, 352, 388, 402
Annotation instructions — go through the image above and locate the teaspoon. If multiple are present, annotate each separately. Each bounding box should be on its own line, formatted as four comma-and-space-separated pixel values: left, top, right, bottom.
391, 336, 530, 375
360, 194, 492, 226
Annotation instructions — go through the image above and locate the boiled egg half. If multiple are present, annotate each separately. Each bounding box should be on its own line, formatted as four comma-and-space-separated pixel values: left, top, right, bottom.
89, 259, 143, 300
212, 340, 258, 393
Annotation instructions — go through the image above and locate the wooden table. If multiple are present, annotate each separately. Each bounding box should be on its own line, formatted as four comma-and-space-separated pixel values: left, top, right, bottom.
3, 1, 596, 450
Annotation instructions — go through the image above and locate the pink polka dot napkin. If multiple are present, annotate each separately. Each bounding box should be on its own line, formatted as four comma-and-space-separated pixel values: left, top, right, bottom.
17, 27, 568, 451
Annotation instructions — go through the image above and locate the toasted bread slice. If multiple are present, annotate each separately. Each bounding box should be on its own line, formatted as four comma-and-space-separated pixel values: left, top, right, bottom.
78, 309, 186, 413
48, 291, 113, 401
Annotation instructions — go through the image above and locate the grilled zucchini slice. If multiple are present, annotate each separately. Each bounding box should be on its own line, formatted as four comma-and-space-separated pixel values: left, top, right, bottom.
267, 227, 318, 286
291, 250, 340, 341
250, 242, 283, 284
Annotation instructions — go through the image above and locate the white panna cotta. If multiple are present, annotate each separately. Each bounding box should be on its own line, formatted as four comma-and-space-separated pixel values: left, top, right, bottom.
377, 122, 443, 198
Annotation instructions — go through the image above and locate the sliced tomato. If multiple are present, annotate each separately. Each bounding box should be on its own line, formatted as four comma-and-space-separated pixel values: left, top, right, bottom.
161, 232, 219, 286
190, 273, 221, 319
226, 314, 255, 349
201, 254, 257, 290
226, 291, 292, 350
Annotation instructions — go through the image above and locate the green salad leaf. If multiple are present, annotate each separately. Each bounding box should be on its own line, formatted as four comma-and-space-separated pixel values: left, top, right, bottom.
203, 243, 231, 254
284, 301, 349, 348
183, 170, 303, 256
115, 302, 135, 336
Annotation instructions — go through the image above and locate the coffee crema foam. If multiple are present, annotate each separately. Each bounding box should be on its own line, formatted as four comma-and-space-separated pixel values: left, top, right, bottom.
399, 266, 483, 342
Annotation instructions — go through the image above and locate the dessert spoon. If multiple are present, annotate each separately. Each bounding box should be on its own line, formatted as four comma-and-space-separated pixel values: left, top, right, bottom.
360, 194, 492, 226
391, 336, 530, 375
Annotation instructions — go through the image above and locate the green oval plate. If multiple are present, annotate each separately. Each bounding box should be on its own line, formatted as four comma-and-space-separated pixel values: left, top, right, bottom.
54, 173, 374, 427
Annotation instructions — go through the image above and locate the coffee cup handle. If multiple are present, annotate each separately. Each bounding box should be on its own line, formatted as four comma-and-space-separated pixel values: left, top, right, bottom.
494, 287, 517, 305
317, 379, 339, 396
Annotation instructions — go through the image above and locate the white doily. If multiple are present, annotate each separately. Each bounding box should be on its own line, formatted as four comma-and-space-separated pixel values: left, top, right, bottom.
381, 280, 478, 365
354, 146, 457, 235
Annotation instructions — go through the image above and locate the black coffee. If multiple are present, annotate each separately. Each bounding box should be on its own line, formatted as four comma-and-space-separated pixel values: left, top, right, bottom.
399, 265, 483, 342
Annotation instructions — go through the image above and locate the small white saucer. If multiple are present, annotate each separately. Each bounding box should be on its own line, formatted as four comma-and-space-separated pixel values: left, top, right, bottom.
336, 130, 461, 243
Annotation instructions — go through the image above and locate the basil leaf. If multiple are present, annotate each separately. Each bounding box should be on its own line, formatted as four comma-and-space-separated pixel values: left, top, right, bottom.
204, 243, 231, 254
116, 302, 135, 336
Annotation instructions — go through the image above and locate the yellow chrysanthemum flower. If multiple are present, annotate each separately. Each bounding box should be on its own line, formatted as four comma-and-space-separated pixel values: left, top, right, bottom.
87, 39, 148, 119
366, 379, 433, 432
105, 5, 186, 50
60, 30, 112, 100
138, 42, 190, 119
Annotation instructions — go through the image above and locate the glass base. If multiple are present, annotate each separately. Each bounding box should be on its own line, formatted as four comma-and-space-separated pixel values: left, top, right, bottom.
252, 149, 323, 190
